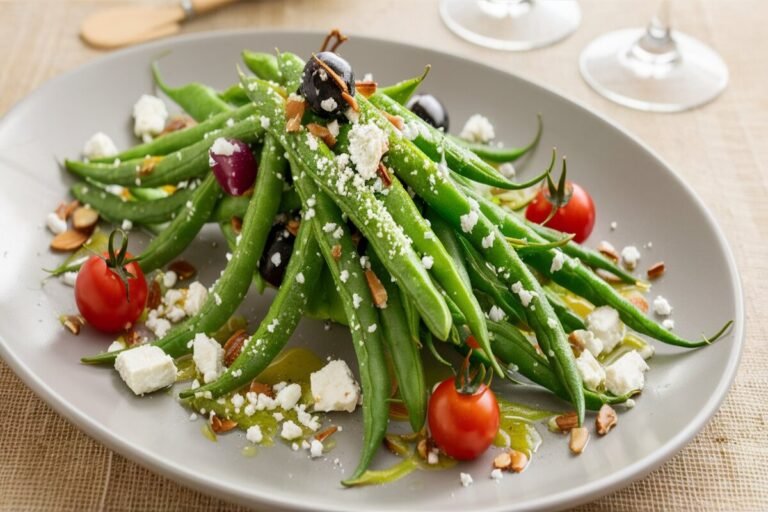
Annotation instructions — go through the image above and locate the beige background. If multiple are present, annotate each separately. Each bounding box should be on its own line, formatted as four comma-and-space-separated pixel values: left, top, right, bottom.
1, 0, 766, 510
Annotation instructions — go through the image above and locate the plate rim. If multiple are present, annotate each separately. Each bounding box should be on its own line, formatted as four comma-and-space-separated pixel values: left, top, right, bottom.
0, 28, 745, 512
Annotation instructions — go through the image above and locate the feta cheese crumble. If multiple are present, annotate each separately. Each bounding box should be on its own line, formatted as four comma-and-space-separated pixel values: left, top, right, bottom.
481, 232, 495, 249
82, 132, 118, 159
114, 345, 177, 395
421, 255, 434, 269
587, 306, 626, 354
490, 468, 504, 481
320, 97, 338, 112
570, 329, 603, 357
459, 210, 478, 233
275, 383, 302, 410
511, 281, 536, 308
575, 350, 606, 391
662, 318, 675, 330
132, 94, 168, 142
184, 282, 208, 316
488, 305, 505, 322
210, 137, 240, 156
621, 245, 641, 270
550, 250, 565, 273
310, 360, 361, 413
246, 425, 263, 444
459, 472, 474, 487
347, 122, 388, 180
605, 350, 649, 396
460, 114, 495, 143
192, 333, 224, 384
60, 271, 78, 287
309, 439, 324, 458
652, 295, 672, 316
46, 212, 67, 235
280, 420, 303, 441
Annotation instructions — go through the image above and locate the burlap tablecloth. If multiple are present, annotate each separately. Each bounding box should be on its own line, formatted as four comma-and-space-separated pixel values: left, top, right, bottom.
1, 0, 765, 510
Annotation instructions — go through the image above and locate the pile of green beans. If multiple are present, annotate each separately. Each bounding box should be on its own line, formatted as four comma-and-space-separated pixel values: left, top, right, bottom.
64, 46, 732, 485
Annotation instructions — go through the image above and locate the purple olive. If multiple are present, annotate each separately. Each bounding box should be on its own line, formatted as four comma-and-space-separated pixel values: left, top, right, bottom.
208, 137, 258, 195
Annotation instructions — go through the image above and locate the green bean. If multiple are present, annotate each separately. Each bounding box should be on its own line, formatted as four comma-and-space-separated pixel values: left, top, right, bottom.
240, 77, 452, 341
377, 66, 429, 105
137, 173, 221, 273
211, 188, 300, 223
357, 95, 585, 424
91, 105, 258, 163
369, 93, 548, 190
66, 117, 264, 187
177, 220, 323, 396
368, 250, 427, 432
447, 114, 542, 164
304, 266, 349, 325
242, 51, 282, 83
70, 182, 193, 225
219, 219, 267, 296
277, 52, 305, 92
152, 61, 232, 121
218, 84, 250, 107
291, 160, 389, 485
462, 184, 733, 348
542, 287, 585, 333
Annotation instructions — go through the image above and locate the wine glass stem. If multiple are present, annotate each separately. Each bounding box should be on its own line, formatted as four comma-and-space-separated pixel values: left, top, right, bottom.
632, 0, 680, 65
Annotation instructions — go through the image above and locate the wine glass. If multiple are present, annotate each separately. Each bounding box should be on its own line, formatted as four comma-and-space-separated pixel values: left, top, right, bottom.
579, 0, 728, 112
440, 0, 581, 51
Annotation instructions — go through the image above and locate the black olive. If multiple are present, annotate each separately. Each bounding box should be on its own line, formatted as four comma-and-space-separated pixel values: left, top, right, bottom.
300, 51, 354, 119
406, 94, 449, 131
259, 223, 296, 287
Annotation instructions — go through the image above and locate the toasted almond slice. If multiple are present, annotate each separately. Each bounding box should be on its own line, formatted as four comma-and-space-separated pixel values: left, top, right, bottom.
55, 200, 80, 221
597, 241, 619, 262
72, 206, 99, 231
331, 244, 342, 261
307, 123, 337, 148
160, 115, 196, 136
383, 111, 404, 130
364, 269, 388, 308
595, 268, 622, 284
628, 294, 649, 313
509, 450, 529, 473
230, 216, 243, 235
286, 116, 302, 133
139, 156, 163, 176
355, 80, 377, 97
647, 261, 666, 280
569, 427, 589, 454
50, 230, 89, 251
555, 411, 579, 432
223, 329, 248, 367
341, 90, 359, 112
286, 219, 300, 237
210, 414, 238, 433
314, 425, 339, 443
168, 260, 196, 281
146, 280, 162, 310
376, 162, 392, 187
249, 381, 274, 397
285, 98, 306, 133
493, 451, 512, 469
60, 314, 84, 335
596, 404, 618, 436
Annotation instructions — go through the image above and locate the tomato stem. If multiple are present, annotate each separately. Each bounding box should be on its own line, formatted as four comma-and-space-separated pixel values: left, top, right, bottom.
104, 229, 136, 302
541, 156, 572, 226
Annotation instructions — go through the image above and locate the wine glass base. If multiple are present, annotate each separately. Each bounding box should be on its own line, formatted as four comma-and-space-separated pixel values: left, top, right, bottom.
580, 28, 729, 112
440, 0, 581, 51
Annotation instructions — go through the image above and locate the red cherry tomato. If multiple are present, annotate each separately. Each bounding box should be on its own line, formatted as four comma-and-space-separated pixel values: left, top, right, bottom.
75, 252, 147, 333
525, 182, 596, 243
427, 377, 500, 460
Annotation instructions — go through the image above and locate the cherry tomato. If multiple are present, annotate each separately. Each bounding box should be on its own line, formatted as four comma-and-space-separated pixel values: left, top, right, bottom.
525, 181, 596, 243
75, 253, 147, 333
427, 377, 500, 460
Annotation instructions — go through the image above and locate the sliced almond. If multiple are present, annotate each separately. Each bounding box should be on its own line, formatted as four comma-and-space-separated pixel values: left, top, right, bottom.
210, 414, 237, 434
509, 450, 529, 472
168, 260, 196, 281
286, 219, 300, 237
146, 280, 162, 310
55, 200, 80, 221
341, 90, 359, 112
160, 115, 196, 136
306, 123, 337, 148
595, 268, 622, 284
230, 216, 243, 235
139, 156, 163, 176
60, 314, 84, 335
314, 425, 339, 443
597, 241, 619, 262
285, 98, 306, 133
249, 381, 274, 397
354, 80, 377, 97
596, 404, 618, 436
647, 261, 666, 280
331, 244, 342, 261
554, 411, 579, 433
72, 206, 99, 231
569, 427, 589, 454
223, 329, 248, 367
376, 162, 392, 188
492, 451, 512, 469
364, 269, 388, 308
383, 111, 404, 130
628, 294, 649, 313
50, 230, 89, 251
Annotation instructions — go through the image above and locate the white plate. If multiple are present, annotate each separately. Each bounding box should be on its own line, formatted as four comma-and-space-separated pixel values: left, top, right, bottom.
0, 30, 744, 511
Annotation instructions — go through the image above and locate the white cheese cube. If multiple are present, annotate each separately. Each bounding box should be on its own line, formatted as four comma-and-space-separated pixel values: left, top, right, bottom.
587, 306, 626, 354
280, 420, 303, 440
275, 383, 302, 410
192, 333, 223, 384
575, 350, 606, 391
114, 345, 177, 395
605, 350, 649, 396
133, 94, 168, 142
82, 132, 118, 159
184, 282, 208, 316
310, 360, 360, 413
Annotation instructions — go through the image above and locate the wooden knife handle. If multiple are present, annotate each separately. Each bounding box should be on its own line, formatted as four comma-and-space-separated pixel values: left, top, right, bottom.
190, 0, 239, 15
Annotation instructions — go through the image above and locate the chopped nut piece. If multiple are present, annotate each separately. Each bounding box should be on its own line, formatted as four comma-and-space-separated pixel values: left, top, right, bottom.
555, 411, 579, 432
50, 230, 89, 251
595, 268, 622, 283
492, 451, 512, 469
146, 280, 162, 310
416, 438, 430, 460
168, 260, 196, 281
354, 80, 377, 97
364, 269, 388, 308
596, 404, 618, 435
249, 381, 274, 397
139, 156, 163, 176
307, 123, 337, 147
331, 244, 342, 261
569, 427, 589, 454
285, 97, 306, 133
509, 450, 528, 472
567, 331, 585, 356
72, 206, 99, 231
210, 414, 237, 433
223, 329, 248, 367
376, 162, 392, 187
597, 241, 619, 262
230, 216, 242, 235
647, 261, 666, 280
60, 315, 84, 335
341, 90, 359, 112
383, 111, 404, 130
628, 294, 649, 313
314, 425, 339, 443
55, 200, 80, 221
286, 219, 300, 237
160, 115, 196, 135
